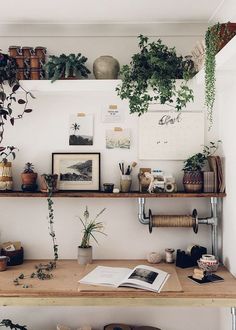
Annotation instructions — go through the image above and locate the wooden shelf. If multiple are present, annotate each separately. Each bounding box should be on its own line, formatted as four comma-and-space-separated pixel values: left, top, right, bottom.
19, 79, 120, 92
0, 260, 235, 307
0, 191, 226, 198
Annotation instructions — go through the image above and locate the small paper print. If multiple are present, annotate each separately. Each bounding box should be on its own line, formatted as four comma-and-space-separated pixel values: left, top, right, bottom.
69, 114, 93, 146
102, 104, 124, 123
106, 129, 131, 149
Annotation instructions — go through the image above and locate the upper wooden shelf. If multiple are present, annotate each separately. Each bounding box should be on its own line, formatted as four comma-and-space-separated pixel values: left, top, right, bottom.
0, 260, 235, 307
19, 79, 121, 92
0, 191, 226, 198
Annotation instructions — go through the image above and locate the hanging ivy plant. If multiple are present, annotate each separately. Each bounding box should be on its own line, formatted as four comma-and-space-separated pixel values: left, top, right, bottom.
205, 22, 236, 128
117, 35, 195, 116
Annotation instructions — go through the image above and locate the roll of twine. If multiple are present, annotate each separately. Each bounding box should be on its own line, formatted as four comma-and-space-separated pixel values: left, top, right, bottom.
152, 215, 194, 228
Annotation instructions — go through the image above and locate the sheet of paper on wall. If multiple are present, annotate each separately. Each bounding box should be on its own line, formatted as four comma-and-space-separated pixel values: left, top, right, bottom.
106, 128, 131, 149
101, 104, 124, 123
69, 114, 93, 146
139, 112, 204, 160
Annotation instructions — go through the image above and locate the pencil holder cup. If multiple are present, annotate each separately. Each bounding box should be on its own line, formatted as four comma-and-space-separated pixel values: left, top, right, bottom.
120, 175, 132, 192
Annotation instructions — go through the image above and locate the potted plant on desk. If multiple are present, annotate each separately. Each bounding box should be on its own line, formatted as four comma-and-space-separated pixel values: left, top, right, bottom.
182, 141, 220, 193
77, 206, 106, 265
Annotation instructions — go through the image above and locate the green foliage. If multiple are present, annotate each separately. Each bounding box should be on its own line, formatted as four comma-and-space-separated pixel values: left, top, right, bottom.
205, 22, 236, 129
44, 53, 91, 82
23, 162, 35, 173
182, 141, 220, 172
117, 35, 195, 116
78, 206, 106, 248
0, 319, 27, 330
42, 174, 59, 261
0, 51, 34, 162
0, 146, 18, 164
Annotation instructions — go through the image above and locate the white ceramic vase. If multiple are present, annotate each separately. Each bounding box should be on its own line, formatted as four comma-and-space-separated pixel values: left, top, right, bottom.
93, 56, 120, 79
78, 246, 92, 265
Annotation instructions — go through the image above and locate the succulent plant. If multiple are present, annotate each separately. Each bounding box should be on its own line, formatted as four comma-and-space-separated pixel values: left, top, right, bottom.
23, 162, 35, 173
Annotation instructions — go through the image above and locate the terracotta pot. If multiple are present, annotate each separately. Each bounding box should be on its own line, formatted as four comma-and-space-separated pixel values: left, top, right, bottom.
22, 47, 34, 58
15, 55, 24, 69
30, 69, 41, 80
0, 256, 9, 271
21, 172, 37, 185
40, 174, 58, 192
0, 162, 13, 191
78, 246, 92, 265
183, 171, 203, 193
8, 46, 22, 58
30, 55, 40, 69
35, 46, 47, 61
93, 55, 120, 79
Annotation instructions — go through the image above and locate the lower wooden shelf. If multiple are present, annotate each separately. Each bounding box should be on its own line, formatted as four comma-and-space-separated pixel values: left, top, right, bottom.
0, 260, 235, 307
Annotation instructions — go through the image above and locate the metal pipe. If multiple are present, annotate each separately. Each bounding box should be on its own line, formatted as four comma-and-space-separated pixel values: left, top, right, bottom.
138, 198, 149, 225
211, 197, 218, 259
231, 307, 236, 330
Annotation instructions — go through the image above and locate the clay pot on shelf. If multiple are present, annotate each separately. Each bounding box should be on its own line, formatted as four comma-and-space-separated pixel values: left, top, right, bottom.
22, 47, 34, 59
34, 46, 47, 61
40, 174, 58, 193
8, 46, 22, 58
93, 55, 120, 79
21, 172, 38, 192
183, 171, 203, 193
78, 246, 92, 265
30, 55, 40, 69
0, 162, 13, 191
30, 69, 41, 80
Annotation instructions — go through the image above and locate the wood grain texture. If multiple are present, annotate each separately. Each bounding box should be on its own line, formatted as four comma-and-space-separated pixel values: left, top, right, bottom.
0, 191, 226, 198
0, 260, 235, 307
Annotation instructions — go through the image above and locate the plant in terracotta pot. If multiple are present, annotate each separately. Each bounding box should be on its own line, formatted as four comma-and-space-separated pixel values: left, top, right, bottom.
117, 35, 196, 116
44, 53, 91, 82
21, 162, 38, 192
205, 22, 236, 128
182, 141, 220, 193
77, 206, 106, 265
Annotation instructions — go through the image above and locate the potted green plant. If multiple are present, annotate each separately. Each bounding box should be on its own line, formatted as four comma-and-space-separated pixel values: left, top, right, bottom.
77, 206, 106, 265
21, 162, 38, 192
205, 22, 236, 128
117, 35, 195, 116
182, 141, 220, 193
44, 53, 91, 82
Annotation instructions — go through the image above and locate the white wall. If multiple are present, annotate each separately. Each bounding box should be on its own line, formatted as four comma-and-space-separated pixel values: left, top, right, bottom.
0, 30, 224, 330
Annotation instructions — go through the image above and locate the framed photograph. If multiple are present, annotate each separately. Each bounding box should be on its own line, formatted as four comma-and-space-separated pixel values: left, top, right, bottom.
52, 153, 100, 191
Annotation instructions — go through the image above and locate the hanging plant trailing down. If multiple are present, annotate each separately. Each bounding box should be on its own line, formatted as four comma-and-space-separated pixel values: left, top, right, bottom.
117, 35, 195, 116
44, 53, 91, 83
205, 22, 236, 128
0, 51, 35, 159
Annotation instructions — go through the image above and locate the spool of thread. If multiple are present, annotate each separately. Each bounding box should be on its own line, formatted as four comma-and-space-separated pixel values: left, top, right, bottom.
165, 248, 175, 263
147, 252, 162, 264
165, 182, 175, 193
152, 215, 194, 228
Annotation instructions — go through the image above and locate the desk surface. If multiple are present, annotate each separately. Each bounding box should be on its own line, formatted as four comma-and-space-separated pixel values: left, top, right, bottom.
0, 260, 235, 307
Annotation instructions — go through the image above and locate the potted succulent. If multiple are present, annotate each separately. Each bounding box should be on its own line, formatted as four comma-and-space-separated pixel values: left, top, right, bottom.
205, 22, 236, 128
117, 35, 196, 116
182, 141, 220, 193
77, 206, 106, 265
44, 53, 91, 82
21, 162, 38, 192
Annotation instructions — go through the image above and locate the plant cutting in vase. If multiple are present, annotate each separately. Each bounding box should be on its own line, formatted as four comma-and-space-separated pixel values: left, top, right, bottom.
182, 141, 220, 193
117, 35, 196, 116
205, 22, 236, 128
21, 162, 38, 192
44, 53, 91, 82
77, 206, 106, 265
13, 175, 58, 287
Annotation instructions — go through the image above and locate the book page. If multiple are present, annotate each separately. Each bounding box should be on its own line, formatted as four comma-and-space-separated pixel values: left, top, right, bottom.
119, 264, 169, 292
79, 266, 131, 287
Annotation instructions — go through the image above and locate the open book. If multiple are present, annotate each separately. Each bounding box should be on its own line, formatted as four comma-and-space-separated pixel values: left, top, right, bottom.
79, 265, 169, 293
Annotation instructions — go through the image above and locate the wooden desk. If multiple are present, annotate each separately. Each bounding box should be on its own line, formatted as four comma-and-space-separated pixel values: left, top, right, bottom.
0, 260, 235, 307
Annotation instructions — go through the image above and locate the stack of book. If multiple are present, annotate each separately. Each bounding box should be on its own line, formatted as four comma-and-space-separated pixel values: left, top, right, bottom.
206, 156, 225, 193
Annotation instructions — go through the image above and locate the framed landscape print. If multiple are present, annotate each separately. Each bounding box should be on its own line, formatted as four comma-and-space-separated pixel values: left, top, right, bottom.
52, 153, 100, 191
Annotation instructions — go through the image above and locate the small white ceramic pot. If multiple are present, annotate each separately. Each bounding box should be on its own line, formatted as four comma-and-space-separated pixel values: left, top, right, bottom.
78, 246, 92, 265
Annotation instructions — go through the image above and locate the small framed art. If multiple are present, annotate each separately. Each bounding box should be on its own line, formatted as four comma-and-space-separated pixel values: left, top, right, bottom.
52, 153, 100, 191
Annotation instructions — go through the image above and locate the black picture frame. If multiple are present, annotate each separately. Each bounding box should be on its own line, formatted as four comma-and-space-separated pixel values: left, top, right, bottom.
52, 152, 100, 191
